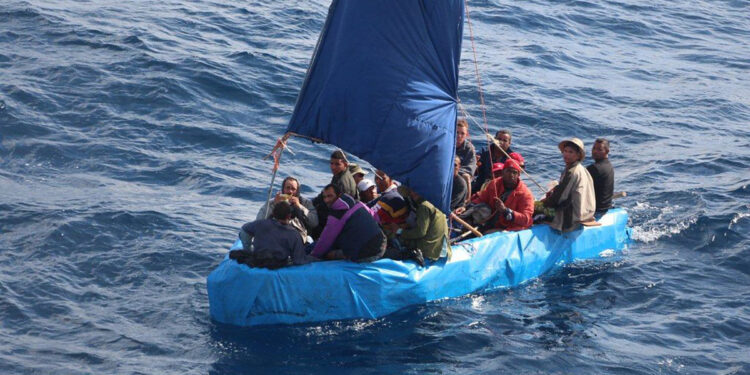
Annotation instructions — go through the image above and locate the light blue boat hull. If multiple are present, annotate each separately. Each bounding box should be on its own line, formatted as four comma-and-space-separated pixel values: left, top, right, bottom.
207, 208, 631, 326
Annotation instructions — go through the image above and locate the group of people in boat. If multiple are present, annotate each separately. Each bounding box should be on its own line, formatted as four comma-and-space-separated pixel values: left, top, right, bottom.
452, 118, 615, 235
231, 119, 615, 270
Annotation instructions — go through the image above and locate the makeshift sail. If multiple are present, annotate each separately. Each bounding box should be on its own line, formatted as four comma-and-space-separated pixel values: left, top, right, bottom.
286, 0, 464, 213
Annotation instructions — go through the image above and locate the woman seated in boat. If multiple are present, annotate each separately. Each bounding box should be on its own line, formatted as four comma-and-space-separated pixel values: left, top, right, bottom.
541, 137, 596, 232
310, 184, 387, 262
459, 158, 534, 233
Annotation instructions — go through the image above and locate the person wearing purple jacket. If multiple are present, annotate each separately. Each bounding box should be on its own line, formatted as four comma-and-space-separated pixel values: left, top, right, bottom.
311, 184, 387, 262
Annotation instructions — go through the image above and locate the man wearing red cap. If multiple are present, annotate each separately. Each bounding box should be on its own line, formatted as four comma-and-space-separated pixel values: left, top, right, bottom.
460, 159, 534, 232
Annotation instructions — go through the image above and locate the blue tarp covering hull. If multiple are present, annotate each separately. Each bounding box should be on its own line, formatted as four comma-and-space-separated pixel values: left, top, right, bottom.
207, 208, 631, 326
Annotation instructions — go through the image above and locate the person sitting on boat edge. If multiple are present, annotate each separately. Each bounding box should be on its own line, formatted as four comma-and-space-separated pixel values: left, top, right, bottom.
256, 176, 318, 243
357, 179, 379, 208
455, 117, 476, 203
473, 129, 515, 192
542, 137, 596, 232
460, 158, 534, 233
372, 169, 409, 235
311, 149, 359, 239
348, 163, 368, 185
587, 138, 614, 215
386, 186, 451, 262
451, 156, 468, 212
310, 184, 387, 262
234, 201, 316, 269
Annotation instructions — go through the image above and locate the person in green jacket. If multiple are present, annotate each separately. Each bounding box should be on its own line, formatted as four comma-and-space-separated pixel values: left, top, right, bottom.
387, 186, 451, 262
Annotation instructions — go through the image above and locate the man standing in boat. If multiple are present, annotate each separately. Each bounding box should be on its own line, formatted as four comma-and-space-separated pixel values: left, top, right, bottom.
311, 150, 359, 239
587, 138, 615, 214
256, 176, 318, 243
460, 158, 534, 232
543, 137, 596, 232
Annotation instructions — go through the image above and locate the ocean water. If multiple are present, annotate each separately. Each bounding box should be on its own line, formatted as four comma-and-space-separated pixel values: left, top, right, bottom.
1, 0, 749, 373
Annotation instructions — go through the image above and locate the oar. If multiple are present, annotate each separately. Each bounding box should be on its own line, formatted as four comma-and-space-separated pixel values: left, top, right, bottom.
450, 213, 483, 238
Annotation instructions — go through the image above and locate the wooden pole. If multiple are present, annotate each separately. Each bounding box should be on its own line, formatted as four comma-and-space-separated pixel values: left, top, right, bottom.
450, 213, 483, 238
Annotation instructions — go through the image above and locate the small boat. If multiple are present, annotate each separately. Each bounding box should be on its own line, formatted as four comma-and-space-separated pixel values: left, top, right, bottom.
208, 209, 631, 326
207, 0, 632, 326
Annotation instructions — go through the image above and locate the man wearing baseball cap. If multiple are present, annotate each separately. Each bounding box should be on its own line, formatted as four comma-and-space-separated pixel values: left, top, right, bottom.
357, 179, 379, 207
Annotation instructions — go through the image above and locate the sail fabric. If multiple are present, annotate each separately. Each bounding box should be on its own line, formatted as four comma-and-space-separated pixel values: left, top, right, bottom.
287, 0, 464, 213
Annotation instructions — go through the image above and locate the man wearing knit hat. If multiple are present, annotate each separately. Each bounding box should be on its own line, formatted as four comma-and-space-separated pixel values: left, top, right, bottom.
460, 158, 534, 232
542, 137, 596, 232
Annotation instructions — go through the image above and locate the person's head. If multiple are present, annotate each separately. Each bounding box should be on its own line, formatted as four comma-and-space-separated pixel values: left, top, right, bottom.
281, 176, 300, 197
491, 162, 504, 178
454, 157, 461, 176
272, 200, 293, 222
322, 183, 342, 207
591, 138, 610, 161
374, 169, 392, 193
456, 118, 469, 147
502, 159, 521, 189
495, 130, 512, 152
400, 185, 421, 201
348, 163, 367, 184
357, 179, 378, 202
558, 138, 585, 165
330, 150, 348, 176
508, 152, 525, 169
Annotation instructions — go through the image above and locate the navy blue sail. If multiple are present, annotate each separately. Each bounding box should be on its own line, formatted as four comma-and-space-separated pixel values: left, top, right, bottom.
286, 0, 464, 213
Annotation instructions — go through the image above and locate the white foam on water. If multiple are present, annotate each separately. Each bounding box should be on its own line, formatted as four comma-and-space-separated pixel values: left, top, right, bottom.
630, 200, 699, 243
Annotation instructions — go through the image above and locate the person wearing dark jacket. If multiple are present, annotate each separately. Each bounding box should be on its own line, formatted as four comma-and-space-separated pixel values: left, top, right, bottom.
235, 201, 316, 269
311, 184, 387, 262
256, 176, 318, 242
451, 156, 467, 211
455, 118, 476, 203
587, 138, 614, 213
473, 130, 515, 192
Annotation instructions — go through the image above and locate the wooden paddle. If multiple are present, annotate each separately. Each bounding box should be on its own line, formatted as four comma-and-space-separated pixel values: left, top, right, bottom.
450, 213, 483, 238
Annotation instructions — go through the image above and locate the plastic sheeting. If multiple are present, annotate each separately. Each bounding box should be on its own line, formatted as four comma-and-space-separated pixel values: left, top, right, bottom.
207, 209, 631, 326
286, 0, 464, 213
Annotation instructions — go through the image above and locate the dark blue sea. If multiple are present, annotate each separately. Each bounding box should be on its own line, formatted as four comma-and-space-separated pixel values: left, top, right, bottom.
2, 0, 749, 373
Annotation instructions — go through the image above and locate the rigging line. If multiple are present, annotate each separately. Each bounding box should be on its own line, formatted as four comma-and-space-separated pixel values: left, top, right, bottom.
458, 102, 548, 196
463, 0, 489, 137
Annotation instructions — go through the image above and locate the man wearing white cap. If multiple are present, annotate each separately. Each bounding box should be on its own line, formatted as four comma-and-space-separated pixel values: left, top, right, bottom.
542, 137, 596, 232
357, 179, 379, 207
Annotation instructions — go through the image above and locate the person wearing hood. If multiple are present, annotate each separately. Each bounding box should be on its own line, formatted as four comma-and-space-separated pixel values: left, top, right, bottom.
463, 158, 534, 233
542, 137, 596, 232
